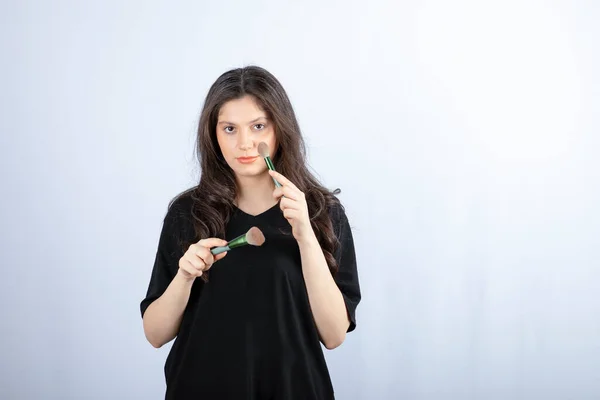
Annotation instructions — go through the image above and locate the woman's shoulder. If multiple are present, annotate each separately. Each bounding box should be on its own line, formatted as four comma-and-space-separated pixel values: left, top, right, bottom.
168, 187, 196, 213
161, 187, 198, 231
326, 195, 351, 236
327, 196, 343, 218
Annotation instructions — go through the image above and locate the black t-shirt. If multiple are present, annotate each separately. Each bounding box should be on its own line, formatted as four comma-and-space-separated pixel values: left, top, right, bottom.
140, 192, 361, 400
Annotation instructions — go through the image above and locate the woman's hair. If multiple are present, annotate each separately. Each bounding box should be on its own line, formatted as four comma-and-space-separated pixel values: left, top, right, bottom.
178, 65, 341, 278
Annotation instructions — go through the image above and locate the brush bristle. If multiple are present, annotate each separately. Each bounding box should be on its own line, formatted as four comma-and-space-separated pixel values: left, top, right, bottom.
258, 142, 270, 158
245, 226, 265, 246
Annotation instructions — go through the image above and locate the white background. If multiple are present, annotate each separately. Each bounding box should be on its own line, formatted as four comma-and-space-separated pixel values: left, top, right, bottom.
1, 0, 599, 399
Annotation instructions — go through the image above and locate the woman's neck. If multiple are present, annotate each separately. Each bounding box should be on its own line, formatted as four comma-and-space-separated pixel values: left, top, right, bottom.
234, 173, 278, 216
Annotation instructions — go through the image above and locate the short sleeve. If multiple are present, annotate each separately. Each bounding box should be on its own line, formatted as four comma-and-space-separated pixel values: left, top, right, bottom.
140, 197, 192, 318
331, 203, 361, 333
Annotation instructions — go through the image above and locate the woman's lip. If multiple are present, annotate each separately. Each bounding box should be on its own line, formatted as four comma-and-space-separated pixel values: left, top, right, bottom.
237, 156, 259, 164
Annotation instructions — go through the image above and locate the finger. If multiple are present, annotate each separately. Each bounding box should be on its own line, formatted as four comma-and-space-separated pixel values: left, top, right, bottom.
197, 238, 229, 248
214, 251, 228, 262
187, 244, 212, 266
279, 196, 300, 212
273, 187, 284, 199
195, 246, 214, 266
268, 170, 298, 190
281, 185, 302, 201
181, 259, 204, 277
283, 208, 298, 220
185, 254, 206, 272
273, 185, 301, 202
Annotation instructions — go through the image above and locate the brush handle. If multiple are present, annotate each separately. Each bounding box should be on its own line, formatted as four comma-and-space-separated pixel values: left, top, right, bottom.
210, 231, 249, 256
264, 156, 282, 187
210, 245, 231, 255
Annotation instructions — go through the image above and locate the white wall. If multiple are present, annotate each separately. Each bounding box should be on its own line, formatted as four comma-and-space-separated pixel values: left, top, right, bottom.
1, 0, 598, 399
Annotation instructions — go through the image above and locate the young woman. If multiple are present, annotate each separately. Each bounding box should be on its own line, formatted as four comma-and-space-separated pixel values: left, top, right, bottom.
140, 65, 361, 399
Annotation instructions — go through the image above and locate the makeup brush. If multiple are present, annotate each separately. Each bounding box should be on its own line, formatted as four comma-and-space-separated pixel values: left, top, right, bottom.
210, 226, 266, 255
258, 142, 282, 188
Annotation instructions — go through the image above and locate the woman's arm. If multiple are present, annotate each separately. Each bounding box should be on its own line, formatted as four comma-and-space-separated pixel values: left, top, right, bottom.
142, 238, 228, 348
298, 234, 350, 349
268, 170, 353, 349
143, 271, 194, 348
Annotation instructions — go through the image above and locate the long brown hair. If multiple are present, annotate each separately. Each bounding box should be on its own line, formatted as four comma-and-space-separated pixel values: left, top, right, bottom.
178, 66, 341, 278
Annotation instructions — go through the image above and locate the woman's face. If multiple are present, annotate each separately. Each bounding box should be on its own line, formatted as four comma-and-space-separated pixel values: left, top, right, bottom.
216, 95, 277, 180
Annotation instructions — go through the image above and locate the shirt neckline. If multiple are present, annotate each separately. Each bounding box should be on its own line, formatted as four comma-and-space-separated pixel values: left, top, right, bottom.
233, 202, 280, 219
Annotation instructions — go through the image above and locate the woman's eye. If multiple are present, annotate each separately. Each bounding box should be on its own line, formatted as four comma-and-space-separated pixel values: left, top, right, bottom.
224, 126, 235, 133
254, 123, 265, 130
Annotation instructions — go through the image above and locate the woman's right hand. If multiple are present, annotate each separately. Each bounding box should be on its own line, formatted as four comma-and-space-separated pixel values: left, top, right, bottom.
177, 238, 228, 281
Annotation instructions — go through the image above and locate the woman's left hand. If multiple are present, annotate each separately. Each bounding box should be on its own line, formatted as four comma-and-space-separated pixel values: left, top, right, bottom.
270, 170, 315, 243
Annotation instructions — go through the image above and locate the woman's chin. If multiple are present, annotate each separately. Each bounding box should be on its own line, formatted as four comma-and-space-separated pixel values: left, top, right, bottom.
231, 166, 269, 180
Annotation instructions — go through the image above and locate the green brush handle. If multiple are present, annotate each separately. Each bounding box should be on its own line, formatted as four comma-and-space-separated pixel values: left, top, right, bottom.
264, 156, 282, 188
210, 245, 230, 255
210, 231, 250, 255
228, 232, 250, 248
